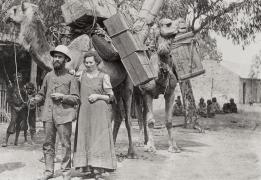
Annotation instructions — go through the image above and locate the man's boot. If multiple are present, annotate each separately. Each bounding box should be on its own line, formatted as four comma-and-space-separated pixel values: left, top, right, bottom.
62, 170, 71, 180
38, 154, 54, 180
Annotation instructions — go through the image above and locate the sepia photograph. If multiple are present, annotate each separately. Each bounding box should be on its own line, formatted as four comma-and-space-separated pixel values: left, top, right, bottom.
0, 0, 260, 179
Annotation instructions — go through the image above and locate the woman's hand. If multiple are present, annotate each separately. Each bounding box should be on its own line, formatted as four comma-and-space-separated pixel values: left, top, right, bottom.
88, 94, 100, 103
51, 92, 64, 101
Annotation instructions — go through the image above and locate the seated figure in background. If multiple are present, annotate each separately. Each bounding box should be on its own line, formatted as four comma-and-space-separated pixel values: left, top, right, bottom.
222, 102, 230, 113
212, 97, 222, 114
197, 98, 207, 118
229, 98, 238, 113
207, 99, 215, 118
173, 96, 184, 116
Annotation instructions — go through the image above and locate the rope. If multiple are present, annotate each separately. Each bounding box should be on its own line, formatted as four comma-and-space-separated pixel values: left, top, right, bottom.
1, 61, 12, 86
89, 0, 97, 33
14, 43, 26, 104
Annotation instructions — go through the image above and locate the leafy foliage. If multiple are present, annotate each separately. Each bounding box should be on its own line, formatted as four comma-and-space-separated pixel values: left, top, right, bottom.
249, 51, 261, 79
1, 0, 261, 61
160, 0, 261, 46
196, 33, 222, 62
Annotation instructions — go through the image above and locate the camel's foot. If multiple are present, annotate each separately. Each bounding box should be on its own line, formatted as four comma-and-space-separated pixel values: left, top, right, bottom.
148, 119, 155, 128
136, 141, 145, 147
1, 142, 7, 147
23, 140, 30, 145
127, 147, 138, 159
144, 142, 157, 153
30, 140, 36, 145
184, 122, 193, 129
168, 145, 181, 153
193, 123, 205, 133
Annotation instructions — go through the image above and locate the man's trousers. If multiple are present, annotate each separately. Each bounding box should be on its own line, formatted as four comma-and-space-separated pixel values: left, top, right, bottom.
43, 121, 72, 174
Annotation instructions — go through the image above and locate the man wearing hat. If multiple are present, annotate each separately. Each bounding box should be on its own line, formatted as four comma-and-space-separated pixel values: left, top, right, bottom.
30, 45, 80, 180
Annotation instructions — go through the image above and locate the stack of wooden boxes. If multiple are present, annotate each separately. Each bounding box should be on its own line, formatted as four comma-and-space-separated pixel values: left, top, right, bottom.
104, 13, 156, 86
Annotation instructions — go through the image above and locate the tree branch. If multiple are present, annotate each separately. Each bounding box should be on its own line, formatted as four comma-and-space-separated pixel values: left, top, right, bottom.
193, 1, 245, 34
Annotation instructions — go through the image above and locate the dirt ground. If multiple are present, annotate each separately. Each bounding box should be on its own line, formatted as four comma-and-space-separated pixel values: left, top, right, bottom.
0, 104, 261, 180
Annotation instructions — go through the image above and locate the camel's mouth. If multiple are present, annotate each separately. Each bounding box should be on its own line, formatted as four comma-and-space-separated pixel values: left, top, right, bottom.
2, 14, 12, 23
4, 16, 19, 26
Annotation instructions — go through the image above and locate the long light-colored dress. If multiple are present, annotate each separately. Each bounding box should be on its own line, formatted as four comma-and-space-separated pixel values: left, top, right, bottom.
73, 70, 117, 170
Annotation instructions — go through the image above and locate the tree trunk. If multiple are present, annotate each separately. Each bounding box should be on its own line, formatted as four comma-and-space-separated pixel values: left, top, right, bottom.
180, 80, 200, 128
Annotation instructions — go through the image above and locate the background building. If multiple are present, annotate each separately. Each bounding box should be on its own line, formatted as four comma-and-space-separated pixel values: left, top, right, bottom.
175, 60, 261, 105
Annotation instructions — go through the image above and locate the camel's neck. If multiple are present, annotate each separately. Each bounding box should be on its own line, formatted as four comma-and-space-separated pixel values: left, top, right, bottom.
19, 14, 50, 49
18, 14, 53, 70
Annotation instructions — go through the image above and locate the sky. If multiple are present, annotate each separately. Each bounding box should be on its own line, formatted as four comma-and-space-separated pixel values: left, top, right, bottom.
211, 33, 261, 78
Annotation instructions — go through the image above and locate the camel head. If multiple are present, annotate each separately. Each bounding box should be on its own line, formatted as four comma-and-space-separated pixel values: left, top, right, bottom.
4, 2, 38, 25
159, 18, 188, 38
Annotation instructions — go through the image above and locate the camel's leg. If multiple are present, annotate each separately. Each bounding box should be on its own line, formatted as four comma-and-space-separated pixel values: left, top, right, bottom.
164, 90, 181, 153
143, 105, 148, 145
136, 104, 144, 147
143, 94, 156, 153
112, 93, 123, 144
134, 89, 145, 147
122, 77, 137, 158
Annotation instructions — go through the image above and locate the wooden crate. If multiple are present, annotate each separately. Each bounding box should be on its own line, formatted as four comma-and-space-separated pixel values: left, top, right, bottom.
104, 13, 146, 58
61, 0, 117, 28
110, 31, 145, 58
170, 32, 205, 80
103, 12, 131, 36
104, 13, 156, 85
122, 51, 156, 86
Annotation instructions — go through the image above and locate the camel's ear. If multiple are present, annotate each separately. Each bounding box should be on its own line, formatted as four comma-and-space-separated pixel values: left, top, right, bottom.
21, 2, 26, 12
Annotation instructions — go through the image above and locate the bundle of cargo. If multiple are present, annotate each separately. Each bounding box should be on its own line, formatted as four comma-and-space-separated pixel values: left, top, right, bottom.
61, 0, 117, 28
104, 13, 157, 86
170, 31, 205, 80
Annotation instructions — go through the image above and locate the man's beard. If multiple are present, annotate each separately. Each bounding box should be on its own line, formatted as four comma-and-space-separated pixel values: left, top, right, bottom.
53, 62, 64, 71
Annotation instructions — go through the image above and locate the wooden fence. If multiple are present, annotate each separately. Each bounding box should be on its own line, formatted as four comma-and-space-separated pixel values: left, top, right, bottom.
0, 83, 11, 123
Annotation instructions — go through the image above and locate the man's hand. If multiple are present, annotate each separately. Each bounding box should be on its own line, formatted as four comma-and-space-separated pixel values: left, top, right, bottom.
51, 92, 64, 101
29, 97, 37, 106
14, 107, 22, 112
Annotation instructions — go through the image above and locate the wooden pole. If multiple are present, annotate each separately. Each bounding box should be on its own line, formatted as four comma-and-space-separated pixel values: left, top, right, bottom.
30, 58, 37, 87
211, 78, 214, 98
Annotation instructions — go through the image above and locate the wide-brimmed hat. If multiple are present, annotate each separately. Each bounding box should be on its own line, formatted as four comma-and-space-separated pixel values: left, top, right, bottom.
50, 45, 72, 62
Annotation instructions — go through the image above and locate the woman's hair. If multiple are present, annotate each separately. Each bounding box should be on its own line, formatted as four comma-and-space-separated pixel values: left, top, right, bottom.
83, 51, 102, 64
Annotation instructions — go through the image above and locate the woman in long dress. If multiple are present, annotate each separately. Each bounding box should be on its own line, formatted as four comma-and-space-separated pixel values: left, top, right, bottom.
74, 51, 117, 177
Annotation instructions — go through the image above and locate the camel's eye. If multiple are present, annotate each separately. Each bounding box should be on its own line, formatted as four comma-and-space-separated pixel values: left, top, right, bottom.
166, 23, 172, 27
13, 8, 17, 14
